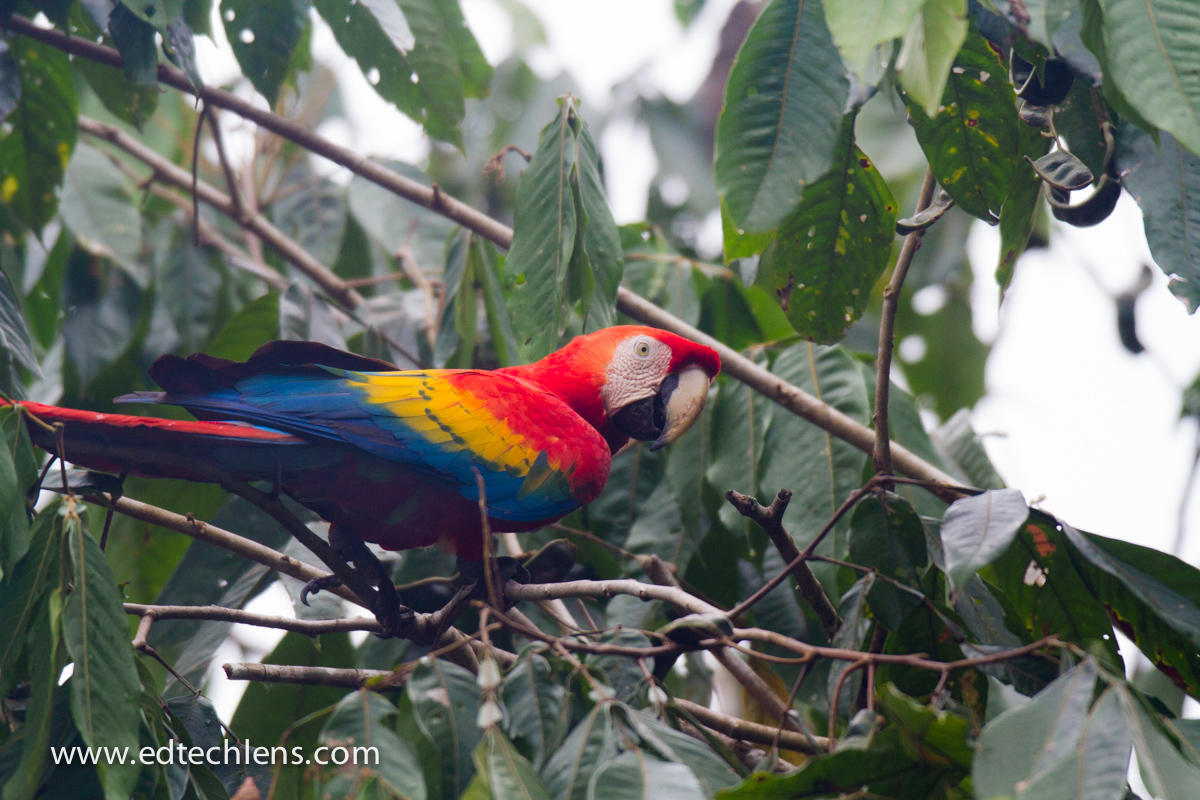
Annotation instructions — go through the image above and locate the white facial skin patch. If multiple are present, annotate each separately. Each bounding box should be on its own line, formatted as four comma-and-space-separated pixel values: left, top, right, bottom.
601, 335, 674, 412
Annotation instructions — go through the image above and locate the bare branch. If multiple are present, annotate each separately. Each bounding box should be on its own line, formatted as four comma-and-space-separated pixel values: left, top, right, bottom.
224, 663, 401, 689
874, 168, 937, 477
725, 489, 840, 637
671, 698, 828, 754
124, 602, 383, 636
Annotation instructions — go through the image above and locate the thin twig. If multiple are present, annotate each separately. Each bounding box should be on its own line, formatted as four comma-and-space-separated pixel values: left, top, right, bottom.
124, 602, 383, 636
874, 168, 937, 477
670, 699, 828, 754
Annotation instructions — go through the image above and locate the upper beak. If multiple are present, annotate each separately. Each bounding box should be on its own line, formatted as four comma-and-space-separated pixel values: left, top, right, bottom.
610, 366, 711, 450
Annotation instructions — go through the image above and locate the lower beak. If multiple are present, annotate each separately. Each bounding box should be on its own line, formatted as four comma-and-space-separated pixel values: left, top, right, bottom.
611, 366, 711, 450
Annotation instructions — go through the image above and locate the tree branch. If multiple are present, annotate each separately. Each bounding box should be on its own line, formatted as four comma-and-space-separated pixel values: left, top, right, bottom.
223, 663, 402, 689
125, 602, 382, 635
725, 489, 840, 637
670, 698, 829, 754
874, 168, 937, 477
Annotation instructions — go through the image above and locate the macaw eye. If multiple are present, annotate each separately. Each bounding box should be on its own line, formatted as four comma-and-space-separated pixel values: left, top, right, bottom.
635, 341, 652, 357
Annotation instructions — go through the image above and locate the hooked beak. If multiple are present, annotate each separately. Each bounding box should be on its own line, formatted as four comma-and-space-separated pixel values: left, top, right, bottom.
610, 366, 711, 451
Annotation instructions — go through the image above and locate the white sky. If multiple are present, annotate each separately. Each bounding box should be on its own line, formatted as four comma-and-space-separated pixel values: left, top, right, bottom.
194, 1, 1200, 730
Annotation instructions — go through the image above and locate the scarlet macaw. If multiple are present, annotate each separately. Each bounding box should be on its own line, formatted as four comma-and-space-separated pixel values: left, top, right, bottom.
12, 325, 720, 562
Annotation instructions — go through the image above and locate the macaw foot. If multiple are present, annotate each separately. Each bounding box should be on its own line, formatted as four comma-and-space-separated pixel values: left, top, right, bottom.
299, 574, 342, 606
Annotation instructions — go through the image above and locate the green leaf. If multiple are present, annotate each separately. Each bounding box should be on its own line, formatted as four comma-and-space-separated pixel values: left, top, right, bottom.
590, 751, 704, 799
940, 489, 1028, 595
0, 404, 38, 574
932, 409, 1004, 489
59, 143, 146, 285
314, 0, 492, 147
848, 493, 928, 629
470, 727, 551, 800
986, 510, 1118, 649
163, 13, 203, 91
1097, 0, 1200, 157
4, 591, 65, 800
1118, 685, 1200, 798
903, 31, 1025, 222
0, 39, 19, 121
118, 0, 185, 28
824, 0, 924, 77
758, 343, 870, 555
877, 684, 973, 770
506, 98, 622, 359
0, 509, 62, 700
717, 724, 934, 798
108, 3, 159, 85
61, 505, 142, 800
68, 5, 158, 128
202, 291, 281, 360
896, 0, 969, 117
318, 692, 427, 800
974, 659, 1114, 800
1116, 124, 1200, 311
222, 0, 311, 104
475, 238, 520, 366
501, 653, 569, 769
541, 704, 615, 800
1060, 524, 1200, 699
756, 115, 898, 343
715, 0, 850, 233
0, 36, 78, 233
408, 658, 483, 796
996, 154, 1042, 294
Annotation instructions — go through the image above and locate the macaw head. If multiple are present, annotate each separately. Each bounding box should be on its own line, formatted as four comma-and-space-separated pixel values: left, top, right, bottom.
510, 325, 721, 452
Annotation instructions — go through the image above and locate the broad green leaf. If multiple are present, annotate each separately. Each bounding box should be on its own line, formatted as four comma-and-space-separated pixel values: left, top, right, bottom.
588, 751, 703, 799
0, 39, 19, 121
707, 373, 771, 535
475, 238, 521, 366
877, 684, 973, 770
1061, 524, 1200, 699
506, 98, 622, 359
0, 37, 78, 233
501, 653, 569, 769
163, 13, 203, 91
315, 0, 491, 147
1098, 0, 1200, 157
824, 0, 924, 77
222, 0, 311, 104
119, 0, 185, 29
409, 658, 483, 796
996, 154, 1042, 294
59, 143, 146, 285
318, 692, 426, 800
471, 728, 551, 800
153, 225, 226, 353
940, 488, 1028, 594
270, 167, 346, 272
848, 493, 928, 629
986, 510, 1118, 649
165, 694, 253, 794
1022, 0, 1079, 50
896, 0, 968, 117
758, 343, 870, 555
622, 708, 741, 795
280, 283, 346, 348
541, 705, 616, 800
202, 291, 281, 360
0, 509, 62, 700
717, 725, 935, 798
715, 0, 850, 233
60, 253, 143, 393
931, 409, 1004, 489
720, 197, 776, 262
347, 160, 458, 272
1116, 124, 1200, 311
1117, 685, 1200, 800
0, 404, 38, 574
974, 659, 1105, 800
69, 5, 158, 127
61, 505, 142, 800
756, 115, 898, 343
4, 592, 65, 800
903, 31, 1025, 222
108, 3, 158, 85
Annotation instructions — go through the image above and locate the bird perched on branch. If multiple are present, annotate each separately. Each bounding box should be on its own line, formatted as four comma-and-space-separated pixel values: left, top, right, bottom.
10, 325, 719, 582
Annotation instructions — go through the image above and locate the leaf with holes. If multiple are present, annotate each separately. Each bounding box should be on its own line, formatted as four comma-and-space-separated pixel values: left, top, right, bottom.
756, 114, 898, 343
715, 0, 849, 233
222, 0, 310, 104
